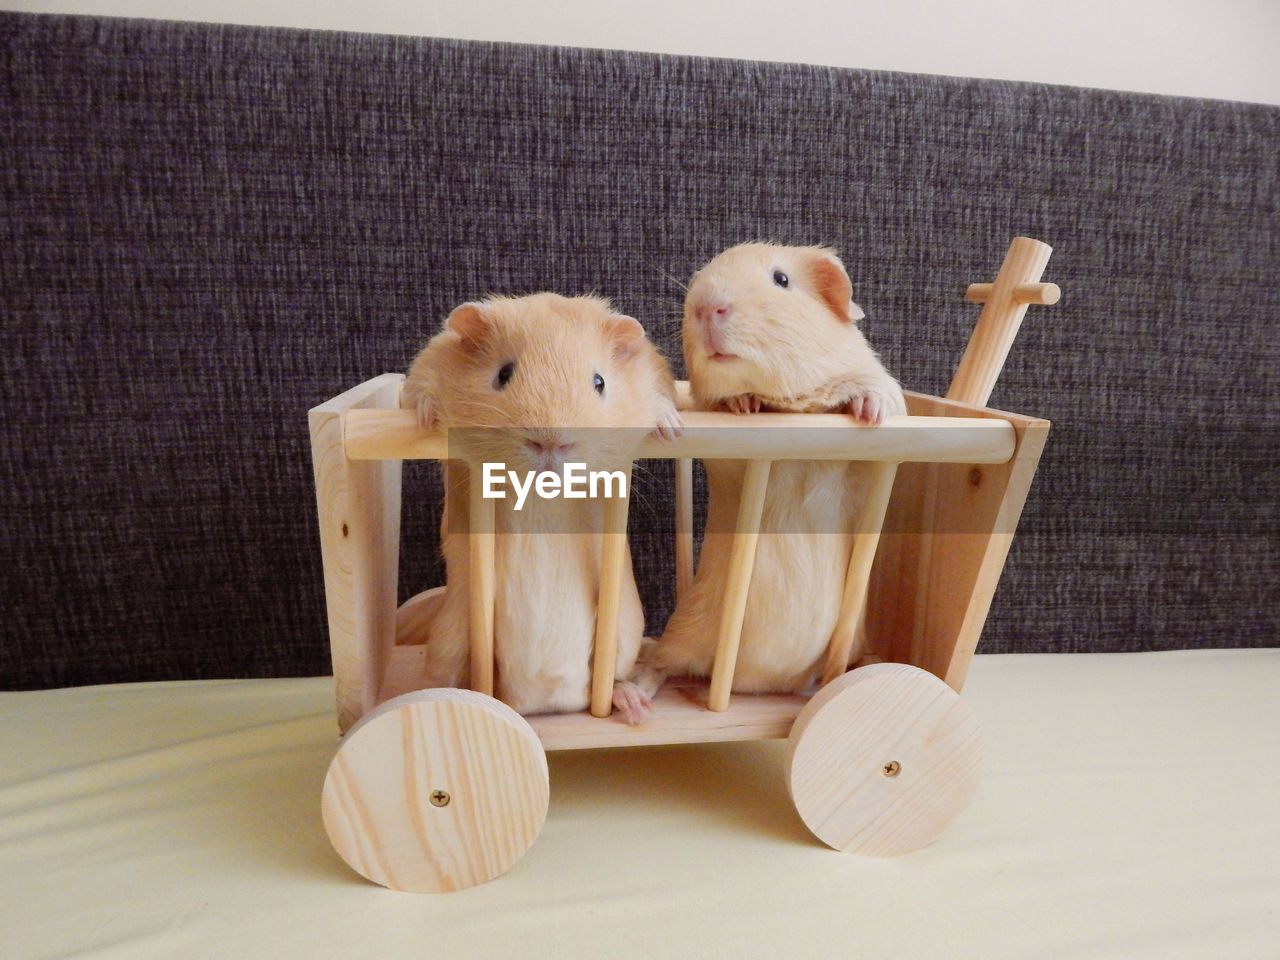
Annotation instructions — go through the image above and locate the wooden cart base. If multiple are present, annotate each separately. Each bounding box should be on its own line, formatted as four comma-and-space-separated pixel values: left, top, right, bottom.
323, 661, 982, 891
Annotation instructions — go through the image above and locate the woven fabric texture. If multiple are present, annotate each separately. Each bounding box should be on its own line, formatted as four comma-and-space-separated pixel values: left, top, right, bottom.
1, 12, 1276, 688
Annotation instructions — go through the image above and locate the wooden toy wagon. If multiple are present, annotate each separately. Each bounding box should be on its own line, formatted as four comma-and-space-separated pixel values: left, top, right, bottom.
309, 237, 1057, 892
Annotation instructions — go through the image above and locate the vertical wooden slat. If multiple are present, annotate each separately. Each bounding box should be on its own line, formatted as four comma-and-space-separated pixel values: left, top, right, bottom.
467, 464, 496, 697
819, 460, 899, 685
308, 373, 405, 733
590, 470, 633, 718
914, 416, 1050, 690
869, 401, 1049, 693
674, 458, 694, 601
707, 458, 772, 712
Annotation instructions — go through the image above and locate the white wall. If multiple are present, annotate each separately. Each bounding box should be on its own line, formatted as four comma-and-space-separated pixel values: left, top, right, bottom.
4, 0, 1279, 105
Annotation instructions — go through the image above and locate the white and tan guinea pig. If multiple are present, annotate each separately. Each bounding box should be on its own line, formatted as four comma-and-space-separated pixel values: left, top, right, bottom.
401, 292, 681, 723
651, 242, 905, 694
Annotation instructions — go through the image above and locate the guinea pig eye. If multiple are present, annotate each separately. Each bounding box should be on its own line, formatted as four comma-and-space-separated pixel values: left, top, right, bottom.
494, 361, 516, 390
772, 269, 790, 289
593, 373, 606, 396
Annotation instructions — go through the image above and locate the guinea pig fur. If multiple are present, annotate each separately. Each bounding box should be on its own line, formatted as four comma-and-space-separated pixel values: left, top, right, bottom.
652, 243, 906, 694
401, 292, 681, 723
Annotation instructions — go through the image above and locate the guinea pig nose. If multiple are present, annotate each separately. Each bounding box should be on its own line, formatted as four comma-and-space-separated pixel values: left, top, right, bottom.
697, 300, 732, 327
524, 433, 575, 456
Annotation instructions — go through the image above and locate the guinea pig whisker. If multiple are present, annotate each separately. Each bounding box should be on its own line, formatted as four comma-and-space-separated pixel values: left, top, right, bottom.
659, 270, 689, 295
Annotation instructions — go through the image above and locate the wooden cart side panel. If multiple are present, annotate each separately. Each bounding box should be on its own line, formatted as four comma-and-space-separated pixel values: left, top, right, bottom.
868, 393, 1049, 691
309, 373, 406, 733
918, 414, 1049, 690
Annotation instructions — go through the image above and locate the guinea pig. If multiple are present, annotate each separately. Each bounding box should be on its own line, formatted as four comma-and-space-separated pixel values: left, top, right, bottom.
651, 242, 905, 694
401, 292, 681, 723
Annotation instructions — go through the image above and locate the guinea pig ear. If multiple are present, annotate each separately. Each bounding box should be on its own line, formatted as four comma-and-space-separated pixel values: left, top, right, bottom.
806, 251, 858, 324
606, 313, 646, 358
444, 301, 493, 346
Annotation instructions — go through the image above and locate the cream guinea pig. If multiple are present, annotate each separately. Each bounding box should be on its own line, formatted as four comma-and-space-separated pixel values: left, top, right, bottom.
401, 292, 681, 722
650, 242, 905, 694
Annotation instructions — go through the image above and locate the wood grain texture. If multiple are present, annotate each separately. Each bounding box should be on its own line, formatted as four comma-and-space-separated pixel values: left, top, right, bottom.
395, 585, 445, 646
342, 407, 1017, 465
373, 654, 810, 750
674, 457, 694, 601
864, 235, 1055, 693
965, 281, 1060, 305
820, 460, 899, 685
867, 395, 1050, 691
786, 663, 983, 856
920, 413, 1051, 691
527, 679, 807, 751
378, 643, 428, 702
590, 477, 632, 718
707, 458, 772, 712
466, 469, 496, 698
322, 688, 549, 892
308, 373, 406, 733
948, 237, 1053, 408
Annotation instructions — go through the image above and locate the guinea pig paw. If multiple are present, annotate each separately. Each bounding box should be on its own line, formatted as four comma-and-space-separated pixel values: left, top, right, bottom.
653, 407, 685, 441
720, 394, 762, 415
411, 398, 438, 431
844, 391, 892, 426
611, 681, 653, 725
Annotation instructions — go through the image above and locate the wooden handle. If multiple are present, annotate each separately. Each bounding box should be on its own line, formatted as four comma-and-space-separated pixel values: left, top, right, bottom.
707, 459, 772, 712
947, 237, 1055, 408
589, 472, 632, 718
467, 466, 496, 697
965, 281, 1060, 305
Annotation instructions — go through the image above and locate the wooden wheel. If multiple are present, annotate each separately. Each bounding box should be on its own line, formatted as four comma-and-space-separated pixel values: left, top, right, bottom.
785, 662, 983, 856
394, 585, 446, 644
322, 688, 549, 892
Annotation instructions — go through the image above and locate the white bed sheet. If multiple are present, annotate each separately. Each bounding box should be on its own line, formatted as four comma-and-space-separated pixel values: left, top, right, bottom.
2, 649, 1277, 960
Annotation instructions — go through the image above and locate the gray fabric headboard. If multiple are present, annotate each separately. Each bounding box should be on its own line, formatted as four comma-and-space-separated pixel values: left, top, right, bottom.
2, 12, 1276, 689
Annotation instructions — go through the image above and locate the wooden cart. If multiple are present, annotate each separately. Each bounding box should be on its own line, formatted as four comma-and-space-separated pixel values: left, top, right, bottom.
309, 237, 1057, 892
